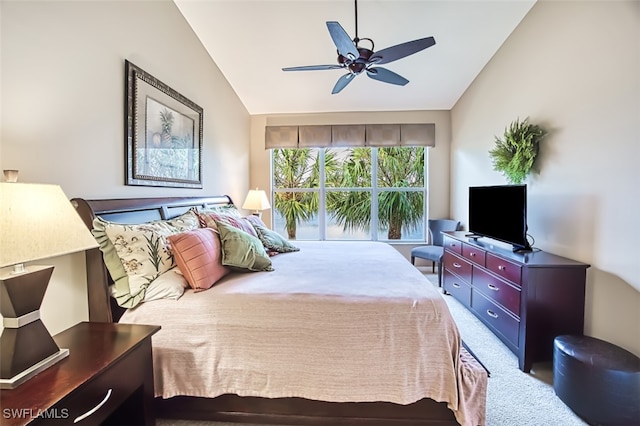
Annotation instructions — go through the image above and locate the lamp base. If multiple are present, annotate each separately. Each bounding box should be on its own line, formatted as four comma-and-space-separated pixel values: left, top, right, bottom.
0, 265, 68, 389
0, 348, 68, 389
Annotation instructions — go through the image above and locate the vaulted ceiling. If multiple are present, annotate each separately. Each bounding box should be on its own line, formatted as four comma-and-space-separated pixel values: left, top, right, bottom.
174, 0, 536, 115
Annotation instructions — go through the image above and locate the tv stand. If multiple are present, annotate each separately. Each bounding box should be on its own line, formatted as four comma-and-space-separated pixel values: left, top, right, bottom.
464, 233, 482, 240
442, 231, 589, 372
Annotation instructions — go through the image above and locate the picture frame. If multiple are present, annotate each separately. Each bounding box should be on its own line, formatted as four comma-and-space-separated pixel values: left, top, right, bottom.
125, 60, 203, 188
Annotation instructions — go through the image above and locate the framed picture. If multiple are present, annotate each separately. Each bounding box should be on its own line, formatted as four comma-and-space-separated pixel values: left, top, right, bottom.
125, 60, 203, 188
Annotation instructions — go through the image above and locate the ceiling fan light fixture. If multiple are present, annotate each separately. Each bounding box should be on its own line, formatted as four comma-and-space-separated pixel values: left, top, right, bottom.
282, 0, 436, 94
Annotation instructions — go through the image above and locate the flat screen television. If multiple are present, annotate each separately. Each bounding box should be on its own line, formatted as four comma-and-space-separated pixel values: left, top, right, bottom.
468, 184, 531, 252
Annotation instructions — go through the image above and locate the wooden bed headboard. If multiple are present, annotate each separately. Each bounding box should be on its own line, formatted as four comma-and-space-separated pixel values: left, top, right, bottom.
71, 195, 233, 323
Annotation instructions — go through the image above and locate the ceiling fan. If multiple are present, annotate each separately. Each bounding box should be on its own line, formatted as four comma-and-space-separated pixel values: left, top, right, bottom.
282, 0, 436, 94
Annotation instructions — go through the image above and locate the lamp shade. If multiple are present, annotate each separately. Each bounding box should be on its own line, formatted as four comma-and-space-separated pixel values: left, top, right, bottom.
242, 189, 271, 212
0, 183, 98, 268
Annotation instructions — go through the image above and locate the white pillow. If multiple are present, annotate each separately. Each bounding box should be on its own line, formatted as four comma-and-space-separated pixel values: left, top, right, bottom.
110, 268, 188, 302
143, 268, 188, 301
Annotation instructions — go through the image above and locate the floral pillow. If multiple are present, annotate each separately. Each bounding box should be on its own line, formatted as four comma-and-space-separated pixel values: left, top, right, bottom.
193, 204, 242, 218
92, 210, 199, 308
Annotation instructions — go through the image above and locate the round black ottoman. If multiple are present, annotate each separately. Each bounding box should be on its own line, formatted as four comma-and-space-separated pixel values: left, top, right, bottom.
554, 335, 640, 426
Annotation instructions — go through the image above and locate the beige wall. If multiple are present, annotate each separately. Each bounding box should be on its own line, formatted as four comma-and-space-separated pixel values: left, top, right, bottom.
249, 111, 452, 245
0, 0, 250, 334
451, 1, 640, 354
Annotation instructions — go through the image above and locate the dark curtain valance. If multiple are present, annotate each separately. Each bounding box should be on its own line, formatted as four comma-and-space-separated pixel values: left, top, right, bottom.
265, 124, 435, 149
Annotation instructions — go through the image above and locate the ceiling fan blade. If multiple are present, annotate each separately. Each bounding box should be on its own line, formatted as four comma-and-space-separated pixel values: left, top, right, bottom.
332, 73, 356, 94
326, 21, 359, 60
283, 64, 344, 72
366, 67, 409, 86
370, 37, 436, 65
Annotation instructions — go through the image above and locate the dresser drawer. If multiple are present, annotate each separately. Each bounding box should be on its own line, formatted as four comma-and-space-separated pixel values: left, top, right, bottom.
462, 244, 486, 267
471, 290, 520, 347
443, 235, 462, 255
486, 253, 522, 285
443, 269, 471, 308
472, 268, 521, 317
443, 251, 472, 282
40, 342, 147, 425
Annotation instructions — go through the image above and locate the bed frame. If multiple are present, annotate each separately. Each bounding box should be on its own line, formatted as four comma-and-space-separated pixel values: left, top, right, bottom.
71, 195, 460, 426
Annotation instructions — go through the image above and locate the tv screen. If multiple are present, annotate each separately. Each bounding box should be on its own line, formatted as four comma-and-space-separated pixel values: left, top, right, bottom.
468, 184, 531, 251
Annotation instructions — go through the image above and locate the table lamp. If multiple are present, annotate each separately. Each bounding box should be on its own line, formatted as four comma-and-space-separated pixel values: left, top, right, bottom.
0, 182, 99, 389
242, 188, 271, 217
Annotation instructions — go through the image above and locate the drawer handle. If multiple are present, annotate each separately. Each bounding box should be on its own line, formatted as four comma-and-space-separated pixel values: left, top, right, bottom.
487, 284, 499, 291
486, 310, 499, 319
498, 265, 506, 271
452, 262, 462, 268
74, 388, 112, 423
452, 282, 461, 288
470, 252, 476, 257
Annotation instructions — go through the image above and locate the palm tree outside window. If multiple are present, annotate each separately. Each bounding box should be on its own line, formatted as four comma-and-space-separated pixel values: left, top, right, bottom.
271, 146, 427, 242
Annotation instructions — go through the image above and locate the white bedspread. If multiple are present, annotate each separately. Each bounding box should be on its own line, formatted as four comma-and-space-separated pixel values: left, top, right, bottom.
119, 241, 486, 426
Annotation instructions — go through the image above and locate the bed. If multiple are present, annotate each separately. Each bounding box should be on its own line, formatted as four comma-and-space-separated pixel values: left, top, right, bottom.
71, 195, 487, 426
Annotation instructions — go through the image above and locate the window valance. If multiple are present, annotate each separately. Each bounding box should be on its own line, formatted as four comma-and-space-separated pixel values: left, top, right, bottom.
265, 123, 435, 149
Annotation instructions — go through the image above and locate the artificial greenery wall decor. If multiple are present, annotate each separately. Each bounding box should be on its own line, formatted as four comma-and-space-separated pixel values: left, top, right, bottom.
489, 117, 547, 184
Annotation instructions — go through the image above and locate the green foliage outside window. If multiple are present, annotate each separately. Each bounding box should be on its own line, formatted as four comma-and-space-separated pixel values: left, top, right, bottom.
273, 147, 425, 240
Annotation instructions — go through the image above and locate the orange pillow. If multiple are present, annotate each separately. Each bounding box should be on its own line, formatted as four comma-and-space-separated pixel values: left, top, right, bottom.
168, 228, 229, 292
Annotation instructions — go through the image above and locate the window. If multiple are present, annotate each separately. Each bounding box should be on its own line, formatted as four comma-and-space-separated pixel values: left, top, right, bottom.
272, 146, 427, 242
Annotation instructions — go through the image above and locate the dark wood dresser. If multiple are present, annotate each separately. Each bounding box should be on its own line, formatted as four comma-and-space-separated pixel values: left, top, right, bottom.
442, 231, 589, 372
0, 322, 160, 425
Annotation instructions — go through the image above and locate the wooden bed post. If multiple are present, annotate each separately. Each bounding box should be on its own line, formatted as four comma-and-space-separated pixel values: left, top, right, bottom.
71, 198, 114, 323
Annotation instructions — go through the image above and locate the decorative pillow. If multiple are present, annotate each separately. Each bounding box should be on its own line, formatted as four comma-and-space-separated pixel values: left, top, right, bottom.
215, 221, 274, 272
244, 214, 268, 228
197, 211, 258, 238
168, 228, 230, 292
164, 210, 201, 232
142, 268, 188, 301
109, 268, 187, 302
92, 210, 200, 308
250, 220, 300, 254
193, 204, 242, 218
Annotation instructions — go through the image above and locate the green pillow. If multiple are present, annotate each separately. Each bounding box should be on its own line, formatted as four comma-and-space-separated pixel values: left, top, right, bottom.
215, 221, 274, 272
252, 222, 300, 253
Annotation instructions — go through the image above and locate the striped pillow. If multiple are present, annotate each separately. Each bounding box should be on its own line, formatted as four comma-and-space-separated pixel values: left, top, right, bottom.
197, 211, 258, 238
168, 228, 229, 292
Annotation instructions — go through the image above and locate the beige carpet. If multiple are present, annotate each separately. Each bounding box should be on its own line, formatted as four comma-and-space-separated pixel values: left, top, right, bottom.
423, 272, 587, 426
157, 272, 587, 426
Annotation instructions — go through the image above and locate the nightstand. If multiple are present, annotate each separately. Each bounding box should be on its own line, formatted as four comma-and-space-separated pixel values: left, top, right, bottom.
0, 322, 160, 425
